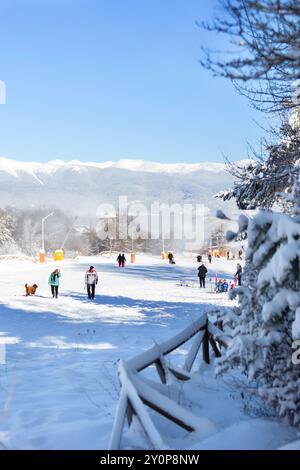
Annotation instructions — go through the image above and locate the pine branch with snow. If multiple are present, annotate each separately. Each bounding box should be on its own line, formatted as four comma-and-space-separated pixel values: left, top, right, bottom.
218, 112, 300, 211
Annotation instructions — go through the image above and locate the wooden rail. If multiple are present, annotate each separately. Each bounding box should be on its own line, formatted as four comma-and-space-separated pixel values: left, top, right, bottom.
109, 313, 229, 450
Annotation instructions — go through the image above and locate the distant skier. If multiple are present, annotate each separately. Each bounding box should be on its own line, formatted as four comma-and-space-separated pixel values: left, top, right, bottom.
208, 253, 212, 264
48, 268, 61, 298
235, 263, 242, 286
197, 255, 202, 263
85, 266, 98, 300
227, 251, 230, 261
238, 249, 243, 260
197, 263, 208, 288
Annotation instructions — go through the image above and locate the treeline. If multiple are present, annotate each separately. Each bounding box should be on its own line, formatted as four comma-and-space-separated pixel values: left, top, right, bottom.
0, 207, 188, 257
0, 207, 84, 257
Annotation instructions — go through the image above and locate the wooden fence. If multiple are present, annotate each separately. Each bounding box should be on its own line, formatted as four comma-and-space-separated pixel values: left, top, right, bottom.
109, 313, 229, 450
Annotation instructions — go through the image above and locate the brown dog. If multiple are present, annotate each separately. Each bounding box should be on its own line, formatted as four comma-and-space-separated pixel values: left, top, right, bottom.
25, 284, 38, 296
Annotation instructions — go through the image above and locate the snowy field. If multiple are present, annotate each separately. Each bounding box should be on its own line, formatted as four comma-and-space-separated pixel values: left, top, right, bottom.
0, 254, 297, 450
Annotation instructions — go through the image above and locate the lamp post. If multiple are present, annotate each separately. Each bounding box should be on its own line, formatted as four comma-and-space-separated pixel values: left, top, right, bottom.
40, 212, 54, 262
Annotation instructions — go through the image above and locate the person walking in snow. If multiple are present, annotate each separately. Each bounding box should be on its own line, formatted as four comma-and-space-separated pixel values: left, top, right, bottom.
197, 263, 208, 288
197, 254, 202, 263
85, 265, 98, 300
48, 268, 61, 298
235, 263, 242, 286
208, 253, 212, 264
117, 253, 122, 267
168, 252, 174, 264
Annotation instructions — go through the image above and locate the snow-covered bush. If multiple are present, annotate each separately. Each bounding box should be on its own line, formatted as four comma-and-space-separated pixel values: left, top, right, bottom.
217, 185, 300, 426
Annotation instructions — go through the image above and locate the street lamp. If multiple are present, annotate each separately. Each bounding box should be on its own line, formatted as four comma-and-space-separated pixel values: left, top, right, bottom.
40, 212, 54, 262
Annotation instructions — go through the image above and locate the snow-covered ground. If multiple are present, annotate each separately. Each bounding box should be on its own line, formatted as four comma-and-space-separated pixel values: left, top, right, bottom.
0, 254, 297, 449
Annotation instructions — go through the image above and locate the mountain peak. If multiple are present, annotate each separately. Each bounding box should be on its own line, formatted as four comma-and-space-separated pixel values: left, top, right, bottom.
0, 155, 239, 221
0, 156, 229, 175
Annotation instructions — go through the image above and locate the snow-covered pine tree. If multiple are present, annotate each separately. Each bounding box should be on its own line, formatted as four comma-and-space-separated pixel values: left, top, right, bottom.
85, 229, 101, 256
218, 110, 300, 211
217, 182, 300, 425
0, 209, 16, 254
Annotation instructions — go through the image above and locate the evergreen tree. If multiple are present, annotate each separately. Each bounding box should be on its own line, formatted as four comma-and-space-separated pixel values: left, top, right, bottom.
218, 194, 300, 425
85, 229, 102, 256
218, 112, 300, 210
0, 209, 17, 253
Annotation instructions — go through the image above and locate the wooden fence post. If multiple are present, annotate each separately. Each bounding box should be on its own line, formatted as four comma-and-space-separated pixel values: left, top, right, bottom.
209, 335, 221, 358
126, 399, 136, 426
154, 359, 167, 384
202, 324, 210, 365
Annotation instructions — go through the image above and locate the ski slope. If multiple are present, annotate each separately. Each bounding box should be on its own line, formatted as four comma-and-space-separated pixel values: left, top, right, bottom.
0, 255, 297, 450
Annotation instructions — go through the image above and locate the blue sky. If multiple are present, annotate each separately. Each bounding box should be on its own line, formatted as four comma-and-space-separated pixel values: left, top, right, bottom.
0, 0, 264, 164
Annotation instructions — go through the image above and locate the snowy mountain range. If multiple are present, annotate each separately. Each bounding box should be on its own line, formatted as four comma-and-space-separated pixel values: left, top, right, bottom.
0, 156, 238, 223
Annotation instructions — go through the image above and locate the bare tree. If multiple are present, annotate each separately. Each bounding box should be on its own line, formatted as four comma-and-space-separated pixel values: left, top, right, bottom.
200, 0, 300, 113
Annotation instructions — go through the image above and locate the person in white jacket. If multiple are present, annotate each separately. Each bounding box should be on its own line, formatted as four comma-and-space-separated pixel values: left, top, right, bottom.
85, 266, 98, 300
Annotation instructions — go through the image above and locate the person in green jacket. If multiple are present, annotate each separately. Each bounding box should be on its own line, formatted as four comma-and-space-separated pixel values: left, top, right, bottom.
49, 268, 61, 298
